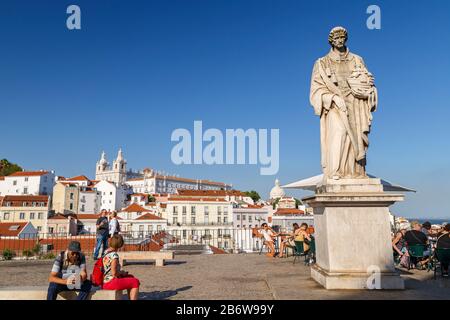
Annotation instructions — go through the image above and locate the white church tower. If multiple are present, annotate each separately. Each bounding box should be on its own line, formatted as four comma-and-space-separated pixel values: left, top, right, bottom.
95, 149, 127, 185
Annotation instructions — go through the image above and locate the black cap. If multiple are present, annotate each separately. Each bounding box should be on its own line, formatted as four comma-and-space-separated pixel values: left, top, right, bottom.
68, 241, 81, 253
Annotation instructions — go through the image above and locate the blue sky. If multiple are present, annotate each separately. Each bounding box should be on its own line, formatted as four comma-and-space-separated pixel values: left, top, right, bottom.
1, 0, 449, 218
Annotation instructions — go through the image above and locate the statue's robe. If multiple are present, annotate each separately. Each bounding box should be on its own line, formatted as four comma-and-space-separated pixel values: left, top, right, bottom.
310, 48, 377, 179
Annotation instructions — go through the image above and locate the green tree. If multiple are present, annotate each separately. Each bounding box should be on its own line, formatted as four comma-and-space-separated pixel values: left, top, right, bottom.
148, 195, 156, 203
0, 159, 22, 176
244, 190, 261, 203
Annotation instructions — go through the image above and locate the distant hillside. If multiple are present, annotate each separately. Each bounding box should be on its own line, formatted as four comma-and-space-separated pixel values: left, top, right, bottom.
0, 159, 23, 176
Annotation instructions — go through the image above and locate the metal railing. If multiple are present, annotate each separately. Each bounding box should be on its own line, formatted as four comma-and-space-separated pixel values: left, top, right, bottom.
0, 228, 270, 259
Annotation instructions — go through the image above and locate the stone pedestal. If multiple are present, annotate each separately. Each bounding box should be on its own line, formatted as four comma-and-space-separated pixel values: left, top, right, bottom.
303, 178, 405, 290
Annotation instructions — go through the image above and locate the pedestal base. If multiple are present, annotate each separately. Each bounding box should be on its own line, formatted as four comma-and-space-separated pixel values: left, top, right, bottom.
303, 181, 405, 290
311, 264, 405, 290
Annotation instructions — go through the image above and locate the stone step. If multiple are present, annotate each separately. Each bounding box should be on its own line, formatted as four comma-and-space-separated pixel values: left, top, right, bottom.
0, 286, 123, 300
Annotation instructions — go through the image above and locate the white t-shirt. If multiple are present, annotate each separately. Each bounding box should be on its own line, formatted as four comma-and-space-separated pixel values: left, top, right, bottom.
260, 229, 275, 242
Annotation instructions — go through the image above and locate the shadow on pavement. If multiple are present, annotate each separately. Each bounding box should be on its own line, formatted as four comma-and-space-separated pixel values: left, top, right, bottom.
139, 286, 193, 300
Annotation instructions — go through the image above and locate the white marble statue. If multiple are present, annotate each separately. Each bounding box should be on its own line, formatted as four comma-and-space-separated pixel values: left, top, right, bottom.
310, 26, 378, 180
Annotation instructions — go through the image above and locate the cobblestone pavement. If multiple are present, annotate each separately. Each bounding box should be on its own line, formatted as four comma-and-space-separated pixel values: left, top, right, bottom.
0, 254, 449, 300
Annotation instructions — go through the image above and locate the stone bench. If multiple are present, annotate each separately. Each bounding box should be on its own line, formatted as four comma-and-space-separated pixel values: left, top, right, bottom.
119, 251, 174, 267
0, 286, 123, 300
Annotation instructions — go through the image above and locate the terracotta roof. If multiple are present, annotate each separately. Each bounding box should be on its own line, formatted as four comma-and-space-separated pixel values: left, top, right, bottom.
159, 203, 167, 208
8, 171, 50, 177
177, 190, 244, 197
134, 213, 164, 221
246, 204, 264, 208
122, 203, 150, 213
0, 222, 29, 237
274, 208, 305, 215
0, 195, 49, 207
0, 176, 4, 181
168, 197, 228, 202
66, 175, 90, 181
75, 214, 100, 220
48, 214, 68, 220
127, 178, 144, 182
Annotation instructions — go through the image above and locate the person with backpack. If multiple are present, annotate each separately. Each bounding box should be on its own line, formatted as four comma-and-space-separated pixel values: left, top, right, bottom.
93, 209, 109, 260
47, 241, 92, 300
109, 211, 120, 237
101, 234, 140, 300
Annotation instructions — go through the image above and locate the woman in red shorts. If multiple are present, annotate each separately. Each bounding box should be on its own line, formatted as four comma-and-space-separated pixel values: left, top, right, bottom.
102, 234, 140, 300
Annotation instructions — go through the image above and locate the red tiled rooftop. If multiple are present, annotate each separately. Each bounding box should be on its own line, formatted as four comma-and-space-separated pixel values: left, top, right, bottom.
273, 208, 305, 215
135, 213, 164, 221
8, 171, 50, 177
0, 222, 28, 237
122, 203, 150, 213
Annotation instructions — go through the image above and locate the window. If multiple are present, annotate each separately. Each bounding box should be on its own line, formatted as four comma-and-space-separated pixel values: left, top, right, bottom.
173, 217, 178, 225
217, 216, 221, 224
81, 205, 85, 212
249, 216, 252, 223
25, 177, 29, 182
218, 207, 222, 215
48, 227, 54, 234
22, 202, 27, 206
110, 192, 113, 195
236, 214, 240, 220
69, 203, 73, 210
183, 230, 187, 239
37, 226, 42, 232
70, 193, 74, 200
38, 212, 43, 219
157, 225, 161, 232
173, 206, 178, 214
13, 180, 17, 186
191, 206, 196, 214
224, 207, 228, 214
182, 216, 187, 224
191, 216, 196, 225
19, 212, 25, 219
30, 212, 35, 219
23, 187, 28, 194
224, 216, 228, 224
204, 206, 209, 215
182, 206, 187, 214
242, 215, 246, 221
3, 213, 10, 220
148, 225, 153, 232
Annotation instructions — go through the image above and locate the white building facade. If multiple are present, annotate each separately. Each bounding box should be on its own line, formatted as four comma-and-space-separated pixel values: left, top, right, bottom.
0, 171, 55, 196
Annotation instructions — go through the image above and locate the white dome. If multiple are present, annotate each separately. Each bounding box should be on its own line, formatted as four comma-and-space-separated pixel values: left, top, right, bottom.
270, 179, 285, 199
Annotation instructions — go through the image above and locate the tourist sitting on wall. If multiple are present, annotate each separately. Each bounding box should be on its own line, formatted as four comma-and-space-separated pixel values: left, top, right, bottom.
278, 223, 300, 258
435, 223, 450, 277
404, 221, 430, 268
102, 234, 141, 300
259, 223, 278, 257
47, 241, 92, 300
109, 211, 121, 238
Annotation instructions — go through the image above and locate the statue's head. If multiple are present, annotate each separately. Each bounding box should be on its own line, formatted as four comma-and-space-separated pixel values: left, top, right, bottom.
328, 26, 348, 49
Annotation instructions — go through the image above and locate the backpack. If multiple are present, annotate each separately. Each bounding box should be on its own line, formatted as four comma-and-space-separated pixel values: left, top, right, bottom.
91, 257, 105, 287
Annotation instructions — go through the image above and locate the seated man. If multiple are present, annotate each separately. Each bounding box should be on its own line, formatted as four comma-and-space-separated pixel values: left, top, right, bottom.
404, 221, 430, 268
47, 241, 92, 300
259, 223, 278, 257
436, 223, 450, 277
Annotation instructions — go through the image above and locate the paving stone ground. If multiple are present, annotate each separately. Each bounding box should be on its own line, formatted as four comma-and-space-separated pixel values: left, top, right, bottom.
0, 254, 449, 300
